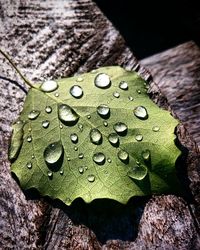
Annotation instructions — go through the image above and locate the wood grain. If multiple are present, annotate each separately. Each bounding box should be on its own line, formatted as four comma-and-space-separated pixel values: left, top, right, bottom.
0, 0, 200, 249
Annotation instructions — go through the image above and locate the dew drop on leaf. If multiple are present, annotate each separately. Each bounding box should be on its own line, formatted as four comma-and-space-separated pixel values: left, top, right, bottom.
44, 141, 63, 165
113, 122, 127, 134
27, 135, 32, 142
28, 110, 40, 120
90, 128, 102, 145
58, 104, 79, 125
128, 96, 134, 101
142, 149, 150, 161
45, 106, 52, 113
87, 115, 91, 119
26, 162, 32, 169
107, 158, 112, 163
119, 81, 128, 90
134, 106, 148, 120
108, 133, 119, 146
74, 146, 78, 151
31, 155, 35, 159
48, 171, 53, 178
70, 85, 83, 98
28, 128, 32, 132
135, 134, 143, 141
60, 170, 64, 175
70, 133, 78, 143
91, 69, 97, 74
97, 104, 110, 117
76, 77, 83, 82
152, 126, 160, 132
113, 92, 120, 98
54, 93, 59, 97
78, 166, 84, 174
78, 123, 83, 132
87, 174, 95, 182
42, 120, 50, 128
40, 80, 58, 92
118, 150, 129, 162
94, 73, 111, 88
128, 164, 147, 180
103, 121, 108, 127
137, 90, 141, 94
59, 124, 63, 129
93, 152, 105, 165
78, 153, 84, 159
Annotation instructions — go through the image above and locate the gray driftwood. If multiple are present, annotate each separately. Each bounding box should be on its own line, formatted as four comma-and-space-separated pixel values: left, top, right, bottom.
0, 0, 200, 249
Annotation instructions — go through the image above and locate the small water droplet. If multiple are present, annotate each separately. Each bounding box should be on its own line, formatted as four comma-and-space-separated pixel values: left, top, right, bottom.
119, 81, 128, 90
94, 73, 111, 88
93, 152, 105, 165
78, 153, 84, 159
107, 158, 112, 163
142, 150, 150, 161
60, 170, 64, 175
48, 171, 53, 178
26, 162, 32, 169
113, 91, 120, 98
87, 115, 91, 119
67, 157, 71, 161
97, 104, 110, 117
137, 90, 141, 94
59, 124, 63, 129
28, 128, 32, 132
78, 166, 84, 174
54, 92, 59, 97
78, 123, 83, 132
128, 164, 147, 180
118, 150, 129, 162
28, 110, 40, 120
31, 155, 35, 159
103, 121, 108, 127
108, 133, 119, 145
44, 141, 63, 165
70, 85, 83, 98
76, 77, 83, 82
128, 96, 134, 101
134, 106, 148, 120
85, 166, 88, 170
135, 134, 143, 141
58, 104, 79, 125
91, 69, 97, 74
90, 128, 102, 145
27, 135, 32, 142
42, 120, 50, 128
113, 122, 127, 134
87, 174, 95, 182
74, 146, 78, 151
45, 106, 52, 113
152, 126, 160, 132
40, 80, 58, 92
70, 133, 78, 143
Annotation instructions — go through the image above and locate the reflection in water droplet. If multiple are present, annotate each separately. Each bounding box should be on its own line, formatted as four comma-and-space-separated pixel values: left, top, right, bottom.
128, 96, 133, 101
142, 150, 150, 161
78, 123, 83, 132
42, 120, 50, 128
152, 126, 160, 132
70, 85, 83, 98
44, 141, 63, 165
90, 128, 102, 145
70, 133, 78, 143
87, 174, 95, 182
55, 93, 59, 97
87, 115, 91, 119
27, 135, 32, 142
94, 73, 111, 88
78, 166, 84, 174
58, 104, 79, 125
107, 158, 112, 163
40, 80, 58, 92
113, 122, 127, 134
28, 110, 40, 120
93, 152, 105, 165
113, 92, 120, 98
48, 171, 53, 178
79, 153, 84, 159
26, 162, 32, 169
128, 164, 147, 180
103, 121, 108, 127
74, 146, 78, 151
135, 134, 143, 141
134, 106, 148, 120
45, 106, 52, 113
60, 170, 64, 175
77, 77, 83, 82
118, 150, 129, 162
108, 133, 119, 145
119, 81, 128, 90
97, 104, 110, 117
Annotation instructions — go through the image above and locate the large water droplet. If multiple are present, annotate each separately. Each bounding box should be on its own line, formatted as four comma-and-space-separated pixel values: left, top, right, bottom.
78, 166, 84, 174
90, 128, 102, 145
40, 80, 58, 92
118, 150, 129, 162
28, 110, 40, 120
135, 134, 143, 141
44, 141, 63, 165
119, 81, 128, 90
27, 135, 32, 142
134, 106, 148, 120
142, 150, 150, 161
58, 104, 79, 125
152, 126, 160, 132
108, 133, 119, 146
70, 133, 78, 143
113, 92, 120, 98
26, 162, 32, 169
87, 174, 95, 182
42, 120, 50, 128
94, 73, 111, 88
113, 122, 127, 134
128, 164, 147, 180
97, 104, 110, 117
93, 152, 105, 165
70, 85, 83, 98
45, 106, 52, 113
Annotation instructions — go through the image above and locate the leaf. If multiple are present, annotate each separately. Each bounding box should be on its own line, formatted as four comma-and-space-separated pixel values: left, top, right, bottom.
9, 66, 181, 205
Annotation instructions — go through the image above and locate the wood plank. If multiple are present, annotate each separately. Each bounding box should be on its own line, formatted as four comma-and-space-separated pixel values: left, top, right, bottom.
0, 0, 200, 249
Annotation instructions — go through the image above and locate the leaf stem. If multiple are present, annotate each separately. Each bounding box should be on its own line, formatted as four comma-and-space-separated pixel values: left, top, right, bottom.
0, 48, 35, 89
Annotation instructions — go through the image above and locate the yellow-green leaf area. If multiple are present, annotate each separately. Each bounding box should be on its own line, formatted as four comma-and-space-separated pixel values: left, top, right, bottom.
10, 66, 181, 205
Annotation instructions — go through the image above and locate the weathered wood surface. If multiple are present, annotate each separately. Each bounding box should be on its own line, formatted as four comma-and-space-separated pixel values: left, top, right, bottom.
0, 0, 200, 249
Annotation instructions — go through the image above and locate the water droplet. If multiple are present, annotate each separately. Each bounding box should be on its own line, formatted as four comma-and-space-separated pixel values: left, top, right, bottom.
137, 90, 141, 94
103, 121, 108, 127
91, 69, 97, 74
48, 171, 53, 178
28, 110, 40, 120
108, 133, 119, 145
107, 158, 112, 163
31, 155, 35, 159
152, 126, 160, 132
78, 153, 84, 159
44, 141, 63, 165
42, 120, 50, 128
40, 80, 58, 92
118, 150, 129, 162
26, 162, 32, 169
97, 104, 110, 117
67, 157, 71, 161
142, 150, 150, 161
93, 152, 105, 165
90, 128, 102, 145
78, 123, 83, 132
70, 133, 78, 143
128, 164, 147, 180
134, 106, 148, 120
87, 174, 95, 182
27, 135, 32, 142
70, 85, 83, 98
113, 122, 127, 134
76, 77, 83, 82
60, 170, 64, 175
94, 73, 111, 88
58, 104, 79, 125
135, 134, 143, 141
54, 92, 59, 97
119, 81, 128, 90
113, 92, 120, 98
87, 115, 91, 119
78, 166, 84, 174
128, 96, 133, 101
45, 106, 52, 113
74, 146, 78, 151
59, 124, 63, 129
28, 128, 32, 132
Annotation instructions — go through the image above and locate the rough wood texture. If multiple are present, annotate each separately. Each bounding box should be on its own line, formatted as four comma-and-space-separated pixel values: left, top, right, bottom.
0, 0, 200, 249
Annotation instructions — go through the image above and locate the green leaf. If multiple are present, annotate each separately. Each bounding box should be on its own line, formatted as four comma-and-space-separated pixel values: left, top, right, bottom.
9, 66, 181, 205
